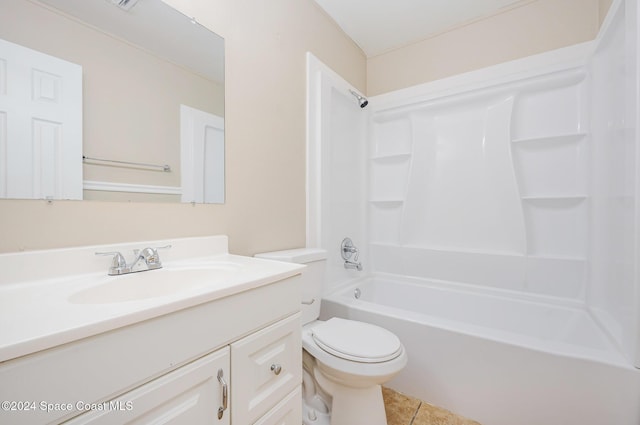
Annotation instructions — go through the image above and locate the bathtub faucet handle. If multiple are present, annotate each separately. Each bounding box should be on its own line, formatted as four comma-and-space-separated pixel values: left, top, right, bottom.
341, 237, 363, 271
341, 237, 358, 259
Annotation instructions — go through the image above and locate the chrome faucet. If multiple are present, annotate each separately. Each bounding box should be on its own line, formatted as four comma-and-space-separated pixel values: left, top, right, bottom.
341, 237, 363, 271
96, 245, 171, 275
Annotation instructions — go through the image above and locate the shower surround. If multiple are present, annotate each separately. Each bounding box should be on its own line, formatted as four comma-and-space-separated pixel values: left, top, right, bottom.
307, 0, 640, 424
366, 0, 638, 368
369, 68, 588, 300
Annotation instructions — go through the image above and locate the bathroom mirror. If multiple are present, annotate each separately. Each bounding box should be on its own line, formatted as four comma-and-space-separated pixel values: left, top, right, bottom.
0, 0, 225, 203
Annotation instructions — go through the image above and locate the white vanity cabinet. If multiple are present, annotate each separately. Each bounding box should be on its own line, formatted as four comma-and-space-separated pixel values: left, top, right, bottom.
67, 313, 302, 425
0, 274, 303, 425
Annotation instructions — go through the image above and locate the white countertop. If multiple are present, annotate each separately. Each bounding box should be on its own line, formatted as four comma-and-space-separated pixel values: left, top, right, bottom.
0, 236, 304, 363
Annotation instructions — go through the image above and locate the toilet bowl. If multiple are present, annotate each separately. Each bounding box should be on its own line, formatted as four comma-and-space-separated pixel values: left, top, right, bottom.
255, 248, 407, 425
303, 318, 407, 425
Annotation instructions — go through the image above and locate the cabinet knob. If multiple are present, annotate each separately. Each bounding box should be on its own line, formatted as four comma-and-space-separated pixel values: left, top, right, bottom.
270, 363, 282, 375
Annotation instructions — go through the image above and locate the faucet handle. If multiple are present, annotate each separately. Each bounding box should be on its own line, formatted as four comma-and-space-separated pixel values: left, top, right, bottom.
341, 238, 358, 260
138, 245, 172, 268
95, 251, 128, 275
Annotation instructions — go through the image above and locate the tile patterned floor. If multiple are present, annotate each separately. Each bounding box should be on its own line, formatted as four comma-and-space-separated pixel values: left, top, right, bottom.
382, 387, 482, 425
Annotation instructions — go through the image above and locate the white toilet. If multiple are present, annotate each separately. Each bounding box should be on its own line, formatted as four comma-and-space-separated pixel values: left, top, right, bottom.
255, 248, 407, 425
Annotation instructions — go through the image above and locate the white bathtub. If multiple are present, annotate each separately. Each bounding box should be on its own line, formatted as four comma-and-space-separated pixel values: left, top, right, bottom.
320, 274, 640, 425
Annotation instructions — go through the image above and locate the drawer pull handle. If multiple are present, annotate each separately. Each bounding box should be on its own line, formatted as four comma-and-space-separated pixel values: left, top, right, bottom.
271, 363, 282, 375
217, 369, 228, 419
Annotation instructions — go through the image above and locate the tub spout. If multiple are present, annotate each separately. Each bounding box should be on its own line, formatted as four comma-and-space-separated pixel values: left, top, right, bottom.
344, 260, 363, 271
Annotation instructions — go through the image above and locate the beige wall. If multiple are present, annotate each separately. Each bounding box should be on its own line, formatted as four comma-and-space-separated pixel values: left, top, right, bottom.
0, 0, 613, 255
367, 0, 605, 95
0, 0, 365, 254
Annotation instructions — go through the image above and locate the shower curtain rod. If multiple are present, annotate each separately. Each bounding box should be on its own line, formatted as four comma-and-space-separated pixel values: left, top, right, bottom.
82, 155, 171, 172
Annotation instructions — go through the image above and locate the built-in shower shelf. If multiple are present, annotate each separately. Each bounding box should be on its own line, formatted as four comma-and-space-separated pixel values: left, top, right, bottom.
371, 152, 412, 161
371, 242, 587, 261
526, 254, 586, 261
511, 132, 587, 145
521, 195, 588, 201
370, 199, 404, 206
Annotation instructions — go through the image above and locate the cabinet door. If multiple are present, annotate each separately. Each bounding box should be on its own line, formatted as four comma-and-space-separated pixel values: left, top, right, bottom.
64, 347, 230, 425
231, 313, 301, 424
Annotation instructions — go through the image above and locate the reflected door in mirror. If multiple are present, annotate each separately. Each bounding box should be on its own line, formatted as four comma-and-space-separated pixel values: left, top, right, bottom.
0, 38, 82, 200
180, 105, 225, 204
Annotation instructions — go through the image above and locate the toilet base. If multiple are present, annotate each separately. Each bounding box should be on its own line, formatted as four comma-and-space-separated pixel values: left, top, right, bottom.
313, 365, 388, 425
302, 402, 331, 425
330, 384, 387, 425
303, 356, 332, 425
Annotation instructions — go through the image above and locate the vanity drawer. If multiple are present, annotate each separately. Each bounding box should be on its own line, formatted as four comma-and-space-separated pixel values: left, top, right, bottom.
231, 313, 301, 424
254, 387, 301, 425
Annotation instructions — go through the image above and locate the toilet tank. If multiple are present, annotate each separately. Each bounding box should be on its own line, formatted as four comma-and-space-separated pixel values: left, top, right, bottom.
254, 248, 327, 325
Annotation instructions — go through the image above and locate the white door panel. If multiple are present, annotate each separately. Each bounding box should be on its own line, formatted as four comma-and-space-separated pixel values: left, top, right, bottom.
180, 104, 224, 204
0, 38, 82, 200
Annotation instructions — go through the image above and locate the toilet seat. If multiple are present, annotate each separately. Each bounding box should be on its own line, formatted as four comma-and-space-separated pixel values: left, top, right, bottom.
302, 318, 408, 391
311, 318, 403, 363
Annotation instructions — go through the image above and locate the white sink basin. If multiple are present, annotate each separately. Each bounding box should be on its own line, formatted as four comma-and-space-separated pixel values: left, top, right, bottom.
0, 236, 305, 363
68, 264, 241, 304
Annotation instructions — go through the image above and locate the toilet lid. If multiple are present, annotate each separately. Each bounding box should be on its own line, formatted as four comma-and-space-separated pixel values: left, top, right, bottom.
311, 318, 402, 363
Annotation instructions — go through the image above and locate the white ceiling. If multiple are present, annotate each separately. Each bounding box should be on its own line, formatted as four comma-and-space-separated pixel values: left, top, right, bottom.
313, 0, 531, 57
